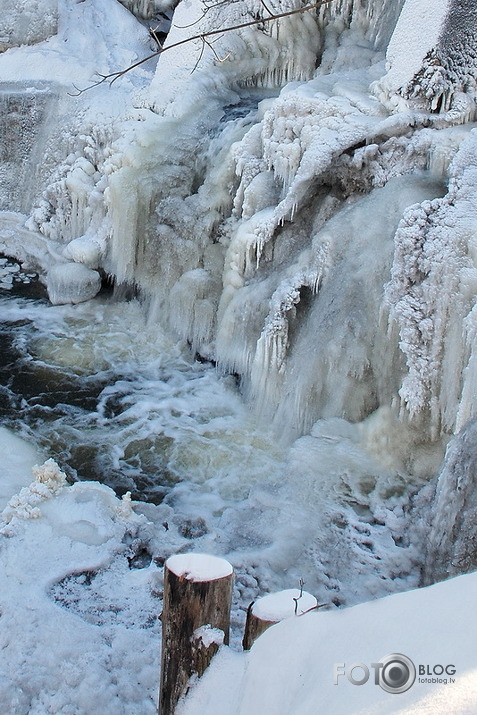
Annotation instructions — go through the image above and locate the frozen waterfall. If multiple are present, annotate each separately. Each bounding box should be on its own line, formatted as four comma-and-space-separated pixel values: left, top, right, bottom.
2, 0, 477, 595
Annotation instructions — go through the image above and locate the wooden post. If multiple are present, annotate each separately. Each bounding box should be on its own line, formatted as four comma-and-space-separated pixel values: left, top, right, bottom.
243, 588, 317, 650
159, 553, 234, 715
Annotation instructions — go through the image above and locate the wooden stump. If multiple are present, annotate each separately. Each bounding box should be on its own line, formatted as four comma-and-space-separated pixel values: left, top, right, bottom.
243, 588, 317, 650
159, 553, 234, 715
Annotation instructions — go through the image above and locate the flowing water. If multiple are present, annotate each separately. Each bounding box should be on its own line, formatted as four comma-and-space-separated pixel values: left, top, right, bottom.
0, 262, 284, 505
0, 218, 431, 609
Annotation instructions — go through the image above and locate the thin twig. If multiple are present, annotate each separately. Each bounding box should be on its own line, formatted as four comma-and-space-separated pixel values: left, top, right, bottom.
149, 26, 164, 50
298, 603, 329, 615
260, 0, 276, 18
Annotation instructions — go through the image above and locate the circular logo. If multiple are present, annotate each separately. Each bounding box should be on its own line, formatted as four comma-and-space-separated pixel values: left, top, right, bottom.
378, 653, 416, 694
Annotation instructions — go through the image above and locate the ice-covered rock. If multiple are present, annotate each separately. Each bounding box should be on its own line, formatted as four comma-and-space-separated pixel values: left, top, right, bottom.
63, 236, 102, 269
375, 0, 477, 119
0, 0, 58, 51
423, 419, 477, 584
46, 262, 102, 305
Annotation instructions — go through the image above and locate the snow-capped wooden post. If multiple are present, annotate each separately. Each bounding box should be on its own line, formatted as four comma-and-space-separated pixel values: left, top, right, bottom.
159, 553, 234, 715
242, 588, 318, 650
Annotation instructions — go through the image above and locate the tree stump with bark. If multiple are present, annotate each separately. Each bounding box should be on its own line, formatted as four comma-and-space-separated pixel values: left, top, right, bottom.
159, 553, 234, 714
243, 588, 318, 650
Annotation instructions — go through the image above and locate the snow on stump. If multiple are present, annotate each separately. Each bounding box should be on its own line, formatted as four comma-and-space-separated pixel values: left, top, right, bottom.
159, 553, 234, 715
242, 588, 318, 651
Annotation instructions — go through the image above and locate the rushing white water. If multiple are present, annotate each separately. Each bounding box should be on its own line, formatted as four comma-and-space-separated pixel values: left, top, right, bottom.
0, 275, 425, 611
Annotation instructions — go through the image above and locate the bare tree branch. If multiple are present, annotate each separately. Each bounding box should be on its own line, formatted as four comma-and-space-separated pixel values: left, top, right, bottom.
70, 0, 334, 95
260, 0, 276, 18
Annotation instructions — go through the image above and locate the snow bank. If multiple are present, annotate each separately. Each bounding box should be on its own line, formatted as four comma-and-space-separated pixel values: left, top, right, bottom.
180, 571, 477, 715
0, 452, 161, 714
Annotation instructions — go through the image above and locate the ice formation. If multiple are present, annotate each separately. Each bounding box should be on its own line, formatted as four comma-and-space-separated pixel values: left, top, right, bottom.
422, 419, 477, 585
1, 3, 477, 708
0, 0, 58, 51
376, 0, 477, 120
46, 261, 102, 304
1, 458, 68, 532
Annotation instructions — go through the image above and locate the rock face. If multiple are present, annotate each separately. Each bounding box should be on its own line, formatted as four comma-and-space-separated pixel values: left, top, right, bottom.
46, 262, 102, 305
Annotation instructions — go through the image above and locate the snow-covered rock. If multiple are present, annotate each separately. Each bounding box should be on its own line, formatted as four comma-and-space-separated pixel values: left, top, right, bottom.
47, 262, 102, 305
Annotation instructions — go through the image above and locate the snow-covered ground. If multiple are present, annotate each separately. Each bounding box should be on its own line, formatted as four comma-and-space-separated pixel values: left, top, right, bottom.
180, 568, 477, 715
0, 442, 476, 713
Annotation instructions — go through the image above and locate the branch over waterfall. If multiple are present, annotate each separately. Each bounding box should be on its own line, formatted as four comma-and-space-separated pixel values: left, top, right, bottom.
71, 0, 335, 94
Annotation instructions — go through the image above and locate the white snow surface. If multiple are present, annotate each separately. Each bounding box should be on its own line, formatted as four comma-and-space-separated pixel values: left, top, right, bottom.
179, 571, 477, 714
167, 552, 233, 581
251, 588, 317, 620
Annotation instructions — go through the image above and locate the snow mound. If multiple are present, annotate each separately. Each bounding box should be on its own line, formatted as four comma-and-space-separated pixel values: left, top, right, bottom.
180, 570, 477, 715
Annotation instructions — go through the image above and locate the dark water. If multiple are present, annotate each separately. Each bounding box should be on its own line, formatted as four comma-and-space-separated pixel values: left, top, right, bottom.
0, 256, 272, 505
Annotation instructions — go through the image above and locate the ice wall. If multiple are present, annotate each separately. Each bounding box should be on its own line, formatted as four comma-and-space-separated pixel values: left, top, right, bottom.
0, 84, 57, 213
422, 419, 477, 585
386, 129, 477, 440
317, 0, 406, 70
3, 0, 477, 453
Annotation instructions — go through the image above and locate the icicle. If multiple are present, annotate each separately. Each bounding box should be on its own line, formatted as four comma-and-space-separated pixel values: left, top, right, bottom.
250, 245, 329, 415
